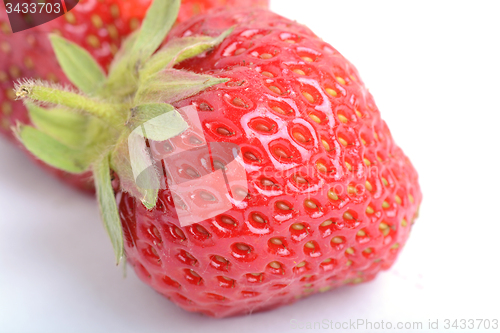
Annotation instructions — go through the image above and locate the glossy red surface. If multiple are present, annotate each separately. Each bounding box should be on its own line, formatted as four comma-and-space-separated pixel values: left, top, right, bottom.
120, 8, 422, 318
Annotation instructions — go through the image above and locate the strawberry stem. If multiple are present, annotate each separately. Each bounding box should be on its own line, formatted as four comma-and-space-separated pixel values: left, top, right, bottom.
15, 81, 127, 127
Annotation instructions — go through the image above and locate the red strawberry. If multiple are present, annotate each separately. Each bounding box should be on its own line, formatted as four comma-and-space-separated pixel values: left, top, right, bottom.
0, 0, 269, 192
13, 0, 421, 318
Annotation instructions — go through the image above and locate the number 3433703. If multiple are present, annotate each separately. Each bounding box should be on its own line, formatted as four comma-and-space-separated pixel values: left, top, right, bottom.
5, 2, 62, 14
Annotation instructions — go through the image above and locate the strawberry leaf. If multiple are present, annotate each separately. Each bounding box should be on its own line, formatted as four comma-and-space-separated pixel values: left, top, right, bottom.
140, 27, 234, 80
27, 103, 91, 149
15, 124, 90, 174
93, 154, 124, 265
126, 103, 188, 141
135, 69, 228, 104
49, 34, 106, 95
104, 0, 181, 99
132, 0, 181, 66
111, 132, 160, 210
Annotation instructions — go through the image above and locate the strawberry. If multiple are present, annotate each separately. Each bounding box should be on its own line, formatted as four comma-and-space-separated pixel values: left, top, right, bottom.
0, 0, 269, 192
13, 0, 422, 318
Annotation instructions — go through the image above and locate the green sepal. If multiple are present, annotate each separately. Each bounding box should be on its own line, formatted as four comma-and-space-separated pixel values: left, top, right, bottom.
15, 124, 90, 174
93, 154, 124, 265
140, 27, 234, 81
111, 132, 160, 210
49, 34, 106, 95
27, 103, 90, 149
126, 103, 188, 141
135, 69, 228, 105
132, 0, 181, 66
104, 32, 140, 99
104, 0, 180, 99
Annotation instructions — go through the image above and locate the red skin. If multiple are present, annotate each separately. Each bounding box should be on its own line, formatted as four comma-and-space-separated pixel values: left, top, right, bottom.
0, 0, 269, 193
119, 8, 422, 318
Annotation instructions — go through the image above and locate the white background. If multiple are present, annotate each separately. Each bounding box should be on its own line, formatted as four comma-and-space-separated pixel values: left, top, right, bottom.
1, 1, 500, 332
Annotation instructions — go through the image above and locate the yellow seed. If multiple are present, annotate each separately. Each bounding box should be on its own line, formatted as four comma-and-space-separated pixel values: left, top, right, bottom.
269, 261, 281, 269
9, 66, 20, 78
285, 39, 296, 44
86, 35, 100, 48
6, 89, 16, 100
23, 57, 34, 69
0, 71, 7, 82
336, 76, 346, 85
1, 41, 11, 54
91, 14, 103, 28
1, 102, 12, 115
377, 154, 383, 162
379, 222, 390, 236
1, 118, 10, 130
0, 22, 10, 34
272, 106, 286, 115
361, 138, 367, 145
346, 260, 352, 266
382, 201, 390, 209
293, 131, 306, 143
234, 48, 246, 55
292, 223, 305, 230
305, 241, 315, 249
130, 18, 140, 31
268, 86, 281, 94
357, 230, 366, 237
302, 91, 314, 103
347, 185, 356, 195
401, 218, 408, 227
332, 237, 344, 244
237, 243, 250, 251
328, 190, 338, 201
395, 195, 402, 205
309, 113, 321, 123
363, 158, 371, 166
321, 139, 330, 151
46, 73, 58, 83
339, 137, 348, 146
110, 4, 120, 18
326, 88, 337, 97
391, 243, 400, 249
363, 248, 373, 254
350, 75, 357, 82
382, 177, 388, 186
345, 247, 354, 255
316, 162, 327, 173
366, 206, 374, 214
65, 12, 76, 24
338, 114, 348, 123
110, 44, 118, 55
260, 53, 273, 59
409, 194, 415, 203
293, 69, 306, 75
343, 211, 354, 220
321, 220, 333, 227
304, 199, 318, 209
355, 109, 362, 118
365, 181, 373, 192
107, 25, 119, 39
374, 132, 379, 140
261, 71, 274, 78
345, 161, 352, 171
270, 238, 283, 245
319, 286, 331, 293
296, 261, 306, 268
301, 56, 313, 62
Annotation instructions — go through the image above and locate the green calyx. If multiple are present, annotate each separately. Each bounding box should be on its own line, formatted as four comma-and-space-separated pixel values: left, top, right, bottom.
13, 0, 233, 264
